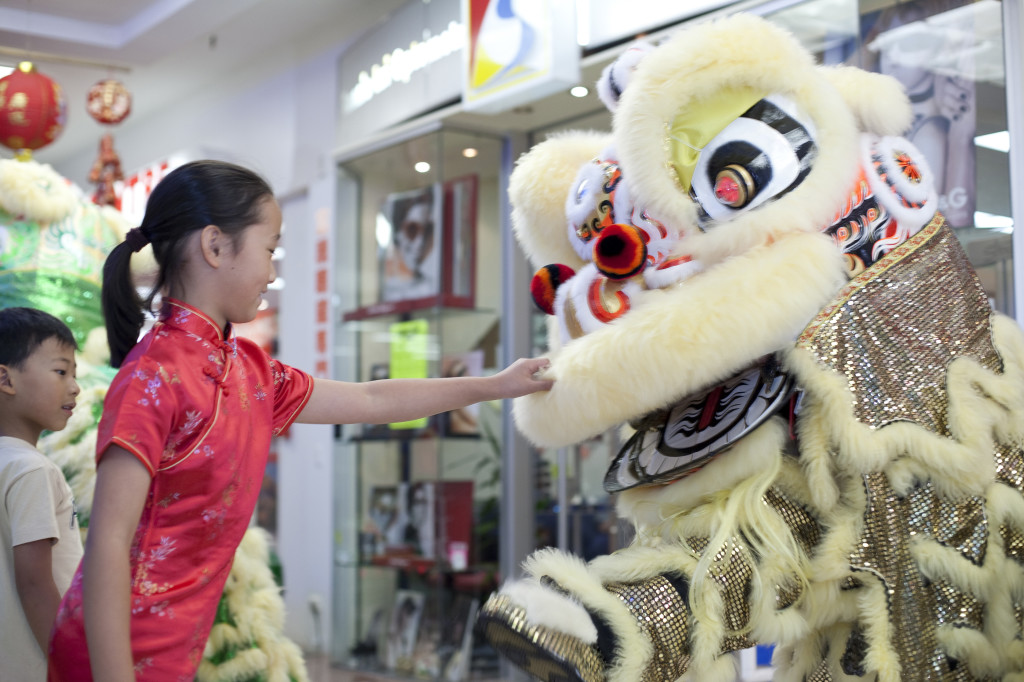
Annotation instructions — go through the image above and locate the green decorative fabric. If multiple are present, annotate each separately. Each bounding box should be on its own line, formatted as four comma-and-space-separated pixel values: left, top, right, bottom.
0, 203, 122, 344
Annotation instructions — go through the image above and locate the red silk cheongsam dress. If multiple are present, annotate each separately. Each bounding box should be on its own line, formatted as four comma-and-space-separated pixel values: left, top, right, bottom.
49, 299, 313, 681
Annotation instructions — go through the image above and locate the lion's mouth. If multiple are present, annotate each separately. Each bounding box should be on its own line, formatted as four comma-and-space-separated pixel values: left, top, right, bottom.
604, 355, 796, 492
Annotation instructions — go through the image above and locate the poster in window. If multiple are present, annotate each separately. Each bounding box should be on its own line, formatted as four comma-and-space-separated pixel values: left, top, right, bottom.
860, 0, 978, 228
379, 185, 443, 304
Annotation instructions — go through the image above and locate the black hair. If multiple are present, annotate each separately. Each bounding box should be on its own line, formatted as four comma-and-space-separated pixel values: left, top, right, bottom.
102, 160, 274, 368
0, 307, 79, 369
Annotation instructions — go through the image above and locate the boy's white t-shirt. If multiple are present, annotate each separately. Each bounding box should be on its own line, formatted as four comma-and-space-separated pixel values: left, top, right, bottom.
0, 436, 84, 682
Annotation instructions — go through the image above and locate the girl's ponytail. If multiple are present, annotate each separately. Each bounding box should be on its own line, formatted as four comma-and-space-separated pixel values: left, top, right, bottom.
102, 237, 145, 367
100, 160, 273, 368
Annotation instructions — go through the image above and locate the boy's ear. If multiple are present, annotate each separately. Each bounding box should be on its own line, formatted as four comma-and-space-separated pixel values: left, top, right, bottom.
199, 224, 225, 268
0, 365, 16, 396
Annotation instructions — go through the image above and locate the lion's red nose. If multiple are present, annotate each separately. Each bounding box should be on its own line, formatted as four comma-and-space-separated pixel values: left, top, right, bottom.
593, 223, 647, 280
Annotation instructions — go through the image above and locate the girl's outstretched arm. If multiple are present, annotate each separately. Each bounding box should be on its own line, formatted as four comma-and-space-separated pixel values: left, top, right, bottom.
82, 446, 151, 682
296, 357, 552, 426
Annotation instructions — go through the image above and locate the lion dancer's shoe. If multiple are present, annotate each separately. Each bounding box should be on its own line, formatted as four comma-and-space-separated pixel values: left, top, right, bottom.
478, 419, 818, 682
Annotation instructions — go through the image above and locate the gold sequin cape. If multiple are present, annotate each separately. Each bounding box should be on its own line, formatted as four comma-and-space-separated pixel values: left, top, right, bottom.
483, 215, 1024, 682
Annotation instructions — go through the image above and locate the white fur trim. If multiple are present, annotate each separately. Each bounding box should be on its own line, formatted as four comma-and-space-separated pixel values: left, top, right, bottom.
499, 579, 599, 643
597, 41, 655, 112
859, 133, 937, 234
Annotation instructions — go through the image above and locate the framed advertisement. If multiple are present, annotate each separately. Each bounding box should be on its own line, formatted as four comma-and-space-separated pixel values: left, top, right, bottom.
379, 185, 443, 305
344, 175, 477, 320
859, 0, 978, 228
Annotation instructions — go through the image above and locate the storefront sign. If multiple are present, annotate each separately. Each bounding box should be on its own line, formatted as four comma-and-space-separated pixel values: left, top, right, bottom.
336, 0, 463, 149
462, 0, 579, 113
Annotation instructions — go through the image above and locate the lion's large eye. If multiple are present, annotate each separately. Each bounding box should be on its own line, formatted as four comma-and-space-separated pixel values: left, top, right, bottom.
689, 95, 817, 227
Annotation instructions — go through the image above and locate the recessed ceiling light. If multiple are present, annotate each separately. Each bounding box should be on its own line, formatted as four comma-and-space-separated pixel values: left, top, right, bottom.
414, 161, 431, 173
975, 131, 1009, 152
462, 147, 478, 158
570, 86, 589, 98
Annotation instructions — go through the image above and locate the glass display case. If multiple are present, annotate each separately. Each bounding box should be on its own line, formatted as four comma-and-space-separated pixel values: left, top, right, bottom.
331, 128, 513, 680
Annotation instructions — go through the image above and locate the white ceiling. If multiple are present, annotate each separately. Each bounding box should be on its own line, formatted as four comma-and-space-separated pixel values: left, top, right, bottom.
0, 0, 405, 168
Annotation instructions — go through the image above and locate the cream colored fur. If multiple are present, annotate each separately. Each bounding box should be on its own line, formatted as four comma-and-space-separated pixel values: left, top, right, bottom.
509, 130, 609, 270
514, 232, 846, 446
819, 66, 913, 136
499, 579, 599, 643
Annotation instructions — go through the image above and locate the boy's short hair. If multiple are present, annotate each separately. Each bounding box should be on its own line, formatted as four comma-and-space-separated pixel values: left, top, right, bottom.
0, 307, 79, 369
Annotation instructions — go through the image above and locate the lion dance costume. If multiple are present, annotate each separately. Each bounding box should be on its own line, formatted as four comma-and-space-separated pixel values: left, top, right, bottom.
476, 14, 1024, 682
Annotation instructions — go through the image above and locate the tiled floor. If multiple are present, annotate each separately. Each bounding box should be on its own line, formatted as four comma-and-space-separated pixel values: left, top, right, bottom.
305, 654, 384, 681
304, 653, 510, 682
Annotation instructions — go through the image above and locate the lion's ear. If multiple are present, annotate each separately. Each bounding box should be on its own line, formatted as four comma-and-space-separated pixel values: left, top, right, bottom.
510, 131, 610, 270
819, 66, 913, 137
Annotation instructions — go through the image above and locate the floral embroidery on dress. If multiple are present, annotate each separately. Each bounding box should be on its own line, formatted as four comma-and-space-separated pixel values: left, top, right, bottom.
134, 657, 155, 674
163, 409, 205, 459
133, 367, 164, 407
271, 359, 293, 389
253, 382, 267, 401
132, 535, 177, 597
157, 492, 181, 508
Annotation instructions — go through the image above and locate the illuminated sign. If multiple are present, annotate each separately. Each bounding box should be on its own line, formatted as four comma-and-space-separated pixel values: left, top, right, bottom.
343, 21, 465, 114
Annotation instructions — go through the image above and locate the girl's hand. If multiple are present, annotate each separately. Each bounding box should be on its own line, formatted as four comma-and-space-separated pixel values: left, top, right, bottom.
494, 357, 554, 398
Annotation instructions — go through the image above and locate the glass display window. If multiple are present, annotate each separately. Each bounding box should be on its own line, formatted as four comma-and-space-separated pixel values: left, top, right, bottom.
331, 128, 514, 680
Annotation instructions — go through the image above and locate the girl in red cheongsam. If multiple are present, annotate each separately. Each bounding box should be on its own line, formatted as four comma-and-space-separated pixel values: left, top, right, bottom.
48, 160, 552, 682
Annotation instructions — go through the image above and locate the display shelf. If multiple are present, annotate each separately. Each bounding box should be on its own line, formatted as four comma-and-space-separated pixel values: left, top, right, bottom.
342, 296, 480, 321
334, 128, 509, 682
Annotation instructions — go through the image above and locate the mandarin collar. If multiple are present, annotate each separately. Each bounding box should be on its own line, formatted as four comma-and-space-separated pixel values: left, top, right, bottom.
159, 299, 234, 345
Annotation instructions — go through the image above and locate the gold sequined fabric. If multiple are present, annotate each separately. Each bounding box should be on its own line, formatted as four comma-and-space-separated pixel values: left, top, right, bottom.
797, 217, 1001, 433
1002, 523, 1024, 568
907, 483, 988, 565
706, 539, 754, 634
805, 658, 834, 682
476, 594, 606, 682
765, 487, 822, 556
604, 577, 692, 682
995, 441, 1024, 490
932, 578, 984, 631
851, 472, 949, 679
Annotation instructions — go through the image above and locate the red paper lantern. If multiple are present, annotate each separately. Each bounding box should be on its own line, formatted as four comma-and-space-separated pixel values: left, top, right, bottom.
86, 78, 131, 125
0, 62, 66, 157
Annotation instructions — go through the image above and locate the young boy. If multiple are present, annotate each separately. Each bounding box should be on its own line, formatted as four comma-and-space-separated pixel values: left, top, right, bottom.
0, 307, 84, 681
